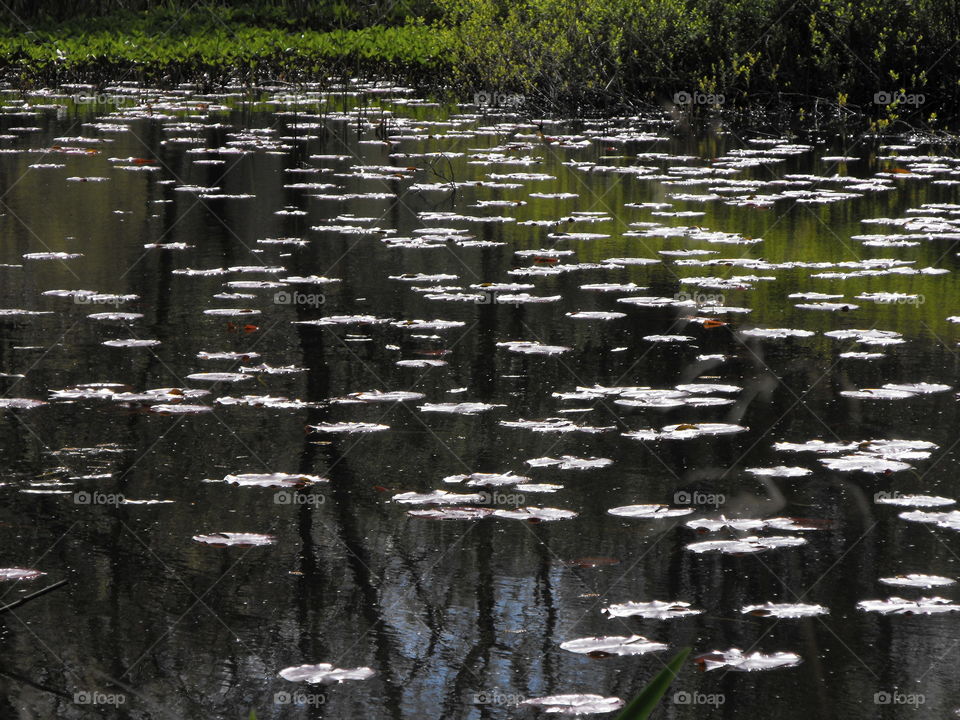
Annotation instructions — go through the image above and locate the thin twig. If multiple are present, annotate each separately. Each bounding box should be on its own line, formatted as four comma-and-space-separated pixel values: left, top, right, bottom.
0, 579, 68, 615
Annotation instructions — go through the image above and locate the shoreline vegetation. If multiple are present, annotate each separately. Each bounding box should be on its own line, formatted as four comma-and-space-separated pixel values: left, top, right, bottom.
1, 0, 957, 129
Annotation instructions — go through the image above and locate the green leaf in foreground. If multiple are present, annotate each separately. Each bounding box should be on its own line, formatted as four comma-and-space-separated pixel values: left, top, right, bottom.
612, 647, 691, 720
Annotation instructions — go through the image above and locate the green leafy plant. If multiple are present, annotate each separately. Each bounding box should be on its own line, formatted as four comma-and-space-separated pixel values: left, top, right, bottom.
612, 647, 691, 720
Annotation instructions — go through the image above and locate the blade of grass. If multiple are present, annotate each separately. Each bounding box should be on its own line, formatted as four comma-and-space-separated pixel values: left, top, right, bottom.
612, 647, 691, 720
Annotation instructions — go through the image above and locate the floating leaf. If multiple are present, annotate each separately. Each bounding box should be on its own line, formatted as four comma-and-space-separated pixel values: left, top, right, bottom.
279, 663, 375, 684
520, 694, 624, 715
608, 505, 694, 519
603, 600, 702, 620
0, 568, 46, 581
858, 597, 960, 615
694, 649, 802, 671
560, 635, 668, 657
740, 602, 828, 618
192, 533, 275, 547
879, 574, 955, 588
685, 535, 807, 554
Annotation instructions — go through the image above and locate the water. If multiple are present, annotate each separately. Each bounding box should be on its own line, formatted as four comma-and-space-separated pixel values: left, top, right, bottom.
1, 84, 960, 719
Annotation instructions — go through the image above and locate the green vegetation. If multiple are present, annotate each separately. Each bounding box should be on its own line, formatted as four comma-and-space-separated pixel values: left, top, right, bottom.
0, 7, 453, 88
1, 0, 957, 123
613, 647, 691, 719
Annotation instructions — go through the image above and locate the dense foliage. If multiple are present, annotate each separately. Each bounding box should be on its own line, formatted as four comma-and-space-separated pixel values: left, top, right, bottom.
1, 0, 957, 122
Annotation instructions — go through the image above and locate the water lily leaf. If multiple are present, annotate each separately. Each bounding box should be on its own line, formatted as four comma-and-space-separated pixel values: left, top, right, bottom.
192, 533, 275, 547
0, 568, 46, 581
819, 454, 911, 473
279, 663, 375, 683
560, 635, 668, 657
694, 648, 802, 671
876, 494, 953, 507
608, 505, 694, 519
0, 399, 46, 409
858, 597, 960, 615
685, 535, 807, 554
212, 473, 326, 488
745, 466, 812, 477
526, 456, 613, 470
392, 490, 484, 504
419, 402, 505, 414
879, 574, 955, 588
309, 422, 390, 433
603, 600, 702, 619
520, 694, 624, 715
740, 602, 828, 618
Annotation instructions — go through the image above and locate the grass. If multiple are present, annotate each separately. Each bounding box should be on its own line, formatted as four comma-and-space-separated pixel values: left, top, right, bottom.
0, 10, 454, 89
1, 0, 958, 126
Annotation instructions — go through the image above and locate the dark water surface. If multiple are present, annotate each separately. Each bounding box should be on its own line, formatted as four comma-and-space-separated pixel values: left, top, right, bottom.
1, 84, 960, 719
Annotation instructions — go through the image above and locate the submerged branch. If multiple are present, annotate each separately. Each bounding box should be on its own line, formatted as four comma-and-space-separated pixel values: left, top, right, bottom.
0, 579, 68, 615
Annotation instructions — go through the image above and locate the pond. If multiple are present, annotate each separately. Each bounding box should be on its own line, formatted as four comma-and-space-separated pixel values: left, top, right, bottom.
1, 82, 959, 719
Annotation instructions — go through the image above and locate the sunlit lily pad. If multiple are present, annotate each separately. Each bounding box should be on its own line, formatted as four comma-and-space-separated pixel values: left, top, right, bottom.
603, 600, 702, 619
559, 635, 668, 657
745, 466, 812, 477
685, 535, 807, 554
0, 568, 46, 581
858, 597, 960, 615
497, 341, 571, 355
819, 454, 911, 473
624, 423, 748, 441
279, 663, 376, 683
740, 328, 816, 339
103, 339, 161, 348
392, 490, 484, 504
444, 471, 529, 487
0, 399, 47, 409
501, 418, 615, 433
185, 372, 252, 383
309, 422, 390, 433
519, 694, 624, 715
419, 402, 506, 414
608, 504, 694, 519
408, 506, 495, 520
879, 574, 955, 588
526, 456, 613, 470
192, 532, 275, 547
686, 517, 818, 532
490, 507, 578, 521
741, 602, 828, 618
694, 649, 802, 671
876, 494, 954, 507
213, 473, 326, 488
